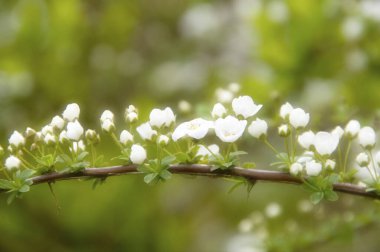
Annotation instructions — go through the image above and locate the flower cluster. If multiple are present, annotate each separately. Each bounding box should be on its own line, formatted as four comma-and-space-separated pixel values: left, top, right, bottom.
0, 83, 379, 204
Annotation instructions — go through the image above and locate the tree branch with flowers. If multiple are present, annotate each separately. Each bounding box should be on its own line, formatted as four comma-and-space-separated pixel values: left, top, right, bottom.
0, 84, 379, 205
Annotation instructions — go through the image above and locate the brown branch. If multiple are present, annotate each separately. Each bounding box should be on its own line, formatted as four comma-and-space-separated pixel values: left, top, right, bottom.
26, 165, 379, 200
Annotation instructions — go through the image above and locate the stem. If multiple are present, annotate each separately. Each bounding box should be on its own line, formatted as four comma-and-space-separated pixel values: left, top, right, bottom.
110, 133, 123, 150
264, 139, 280, 155
12, 164, 380, 200
343, 140, 352, 174
368, 150, 378, 180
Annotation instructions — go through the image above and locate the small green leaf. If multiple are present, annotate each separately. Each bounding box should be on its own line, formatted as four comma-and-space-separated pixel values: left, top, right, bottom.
0, 179, 14, 190
325, 190, 339, 201
77, 151, 89, 161
18, 185, 30, 193
144, 173, 158, 184
161, 155, 176, 166
242, 162, 256, 169
310, 192, 324, 205
159, 170, 172, 181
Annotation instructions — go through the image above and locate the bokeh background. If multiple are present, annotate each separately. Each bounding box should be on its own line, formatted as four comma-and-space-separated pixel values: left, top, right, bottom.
1, 0, 380, 251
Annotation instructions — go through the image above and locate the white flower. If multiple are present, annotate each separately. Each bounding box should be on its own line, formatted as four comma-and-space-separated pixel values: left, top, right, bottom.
51, 116, 65, 130
62, 103, 80, 121
136, 122, 157, 141
305, 160, 322, 176
120, 130, 134, 145
325, 159, 336, 170
130, 144, 147, 164
232, 96, 263, 119
216, 88, 234, 103
278, 124, 290, 137
25, 127, 36, 138
71, 140, 86, 153
100, 110, 114, 122
66, 121, 84, 141
59, 130, 68, 143
85, 129, 100, 144
196, 144, 220, 157
172, 118, 213, 141
9, 131, 25, 148
297, 151, 314, 164
248, 118, 268, 139
41, 125, 54, 136
345, 120, 361, 138
280, 102, 293, 120
358, 126, 376, 149
289, 108, 310, 129
5, 155, 21, 170
158, 135, 170, 145
211, 103, 227, 118
331, 126, 344, 139
298, 131, 315, 150
149, 107, 175, 128
290, 163, 303, 176
127, 105, 137, 114
356, 152, 369, 167
214, 115, 247, 143
44, 133, 56, 145
313, 132, 339, 156
126, 112, 138, 123
101, 119, 115, 132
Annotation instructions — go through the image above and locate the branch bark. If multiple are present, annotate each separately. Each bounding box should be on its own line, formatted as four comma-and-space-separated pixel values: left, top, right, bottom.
25, 165, 379, 200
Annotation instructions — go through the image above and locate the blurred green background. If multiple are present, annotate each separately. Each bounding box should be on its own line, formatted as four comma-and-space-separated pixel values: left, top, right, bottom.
1, 0, 380, 251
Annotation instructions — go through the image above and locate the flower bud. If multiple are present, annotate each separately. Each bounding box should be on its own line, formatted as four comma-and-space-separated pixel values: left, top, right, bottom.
248, 118, 268, 139
298, 131, 315, 150
289, 108, 310, 129
25, 127, 36, 138
130, 144, 147, 164
290, 163, 303, 176
5, 155, 21, 170
101, 119, 115, 133
211, 103, 227, 118
331, 126, 344, 139
232, 96, 263, 119
59, 130, 69, 144
100, 110, 114, 123
9, 131, 25, 148
44, 133, 56, 146
280, 102, 293, 120
325, 159, 336, 170
41, 125, 54, 136
51, 116, 65, 130
136, 123, 157, 141
358, 126, 376, 149
120, 130, 134, 145
63, 103, 80, 121
158, 135, 170, 146
305, 160, 322, 176
149, 107, 176, 128
66, 121, 84, 141
30, 143, 38, 151
345, 120, 360, 138
356, 152, 369, 167
86, 129, 100, 145
278, 124, 290, 137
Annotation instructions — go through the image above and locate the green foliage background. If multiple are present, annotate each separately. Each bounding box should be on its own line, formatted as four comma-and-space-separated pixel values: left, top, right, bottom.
0, 0, 380, 251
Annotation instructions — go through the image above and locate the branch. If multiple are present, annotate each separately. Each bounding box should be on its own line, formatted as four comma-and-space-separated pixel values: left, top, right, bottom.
23, 165, 379, 200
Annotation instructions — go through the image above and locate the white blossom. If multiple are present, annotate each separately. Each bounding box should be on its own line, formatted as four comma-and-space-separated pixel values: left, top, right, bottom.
172, 118, 213, 141
41, 125, 54, 136
214, 115, 247, 143
313, 131, 339, 156
149, 107, 175, 128
9, 131, 25, 148
66, 120, 84, 141
158, 135, 170, 145
59, 130, 69, 143
356, 152, 369, 167
232, 96, 263, 119
358, 126, 376, 149
278, 124, 290, 137
130, 144, 147, 164
120, 130, 134, 145
345, 120, 361, 138
51, 116, 65, 130
280, 102, 293, 120
101, 119, 115, 132
126, 112, 138, 123
136, 122, 157, 141
25, 127, 36, 138
331, 126, 344, 139
325, 159, 336, 170
100, 110, 114, 123
298, 131, 315, 150
196, 144, 219, 157
5, 155, 21, 170
305, 160, 322, 176
290, 163, 303, 176
44, 133, 56, 145
71, 140, 86, 153
248, 118, 268, 139
289, 108, 310, 129
216, 88, 234, 103
63, 103, 80, 121
211, 103, 227, 118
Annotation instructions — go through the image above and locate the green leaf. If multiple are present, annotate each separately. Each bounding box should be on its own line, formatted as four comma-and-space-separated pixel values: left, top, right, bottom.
161, 155, 176, 167
77, 151, 89, 161
310, 192, 324, 205
242, 162, 256, 169
144, 173, 158, 184
0, 179, 14, 190
18, 169, 36, 180
18, 185, 30, 193
325, 190, 339, 201
229, 151, 247, 157
159, 170, 172, 181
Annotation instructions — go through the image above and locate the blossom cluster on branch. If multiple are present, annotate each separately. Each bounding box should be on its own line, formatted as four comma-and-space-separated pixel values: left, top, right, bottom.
0, 84, 378, 204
